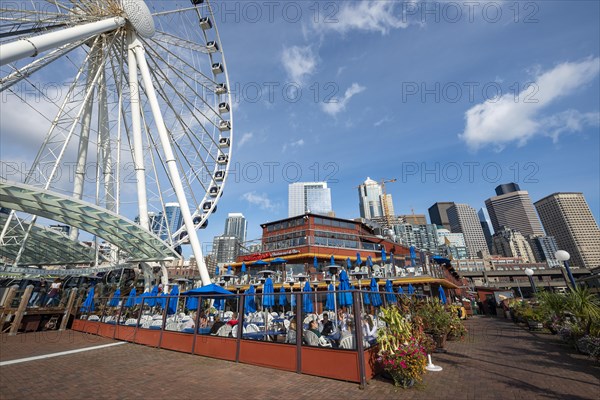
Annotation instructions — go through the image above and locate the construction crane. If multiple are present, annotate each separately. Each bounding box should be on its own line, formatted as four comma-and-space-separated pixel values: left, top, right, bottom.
356, 178, 397, 231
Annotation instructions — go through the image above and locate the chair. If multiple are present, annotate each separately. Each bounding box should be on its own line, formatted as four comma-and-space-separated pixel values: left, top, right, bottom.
231, 324, 238, 338
224, 311, 233, 319
149, 320, 163, 330
303, 330, 320, 346
245, 323, 260, 333
216, 324, 232, 337
125, 318, 138, 326
283, 319, 290, 330
165, 322, 180, 331
88, 315, 100, 322
339, 335, 355, 349
141, 320, 153, 329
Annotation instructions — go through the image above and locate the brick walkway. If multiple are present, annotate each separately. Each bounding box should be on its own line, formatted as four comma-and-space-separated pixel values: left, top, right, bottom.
1, 317, 598, 400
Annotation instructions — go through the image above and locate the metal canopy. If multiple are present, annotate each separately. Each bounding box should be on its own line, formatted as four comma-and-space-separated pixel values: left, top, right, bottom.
0, 212, 97, 265
0, 182, 180, 262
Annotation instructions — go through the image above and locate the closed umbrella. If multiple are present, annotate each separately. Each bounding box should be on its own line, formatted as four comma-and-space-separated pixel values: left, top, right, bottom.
157, 292, 167, 309
408, 283, 415, 296
167, 285, 179, 315
384, 280, 396, 303
136, 291, 149, 306
241, 262, 247, 274
227, 265, 232, 274
370, 278, 382, 307
278, 285, 287, 307
338, 270, 352, 307
125, 288, 136, 308
146, 285, 159, 307
381, 247, 387, 263
346, 257, 352, 269
397, 286, 405, 296
80, 286, 95, 313
356, 252, 362, 266
290, 290, 296, 308
263, 278, 275, 308
330, 255, 335, 265
214, 297, 225, 311
325, 284, 335, 311
244, 285, 257, 314
363, 290, 370, 305
439, 285, 448, 304
302, 281, 313, 313
314, 256, 318, 269
410, 246, 417, 267
367, 256, 373, 268
108, 289, 121, 307
215, 266, 220, 276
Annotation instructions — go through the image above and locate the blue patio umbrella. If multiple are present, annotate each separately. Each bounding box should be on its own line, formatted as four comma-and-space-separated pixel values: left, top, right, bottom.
270, 257, 287, 265
215, 265, 220, 276
241, 262, 247, 273
244, 285, 257, 314
338, 270, 353, 307
80, 286, 95, 312
263, 277, 275, 308
157, 292, 167, 308
363, 290, 370, 305
214, 297, 225, 311
346, 257, 352, 269
124, 288, 136, 308
408, 284, 415, 296
184, 283, 234, 311
367, 256, 373, 268
397, 286, 405, 296
438, 285, 448, 304
330, 255, 335, 265
370, 278, 383, 307
381, 247, 387, 263
136, 291, 148, 306
302, 281, 314, 313
227, 265, 232, 274
146, 285, 159, 307
356, 252, 362, 265
167, 285, 179, 315
410, 246, 417, 267
390, 252, 395, 267
325, 283, 335, 310
290, 291, 296, 308
253, 260, 268, 267
384, 280, 396, 303
314, 256, 318, 269
108, 289, 121, 307
279, 285, 287, 307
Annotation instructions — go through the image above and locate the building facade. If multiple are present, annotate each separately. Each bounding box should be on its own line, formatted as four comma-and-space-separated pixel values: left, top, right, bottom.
288, 182, 333, 218
224, 212, 247, 244
212, 235, 239, 265
392, 223, 439, 253
535, 192, 600, 269
478, 208, 493, 253
447, 203, 490, 258
526, 235, 560, 268
428, 202, 454, 231
357, 177, 395, 220
485, 184, 544, 236
491, 227, 536, 263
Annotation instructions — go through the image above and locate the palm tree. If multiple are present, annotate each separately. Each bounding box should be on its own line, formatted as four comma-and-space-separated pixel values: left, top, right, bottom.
566, 286, 600, 335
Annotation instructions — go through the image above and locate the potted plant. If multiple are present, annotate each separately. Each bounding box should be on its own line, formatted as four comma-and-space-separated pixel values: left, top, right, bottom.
377, 336, 427, 388
416, 299, 452, 350
376, 305, 427, 388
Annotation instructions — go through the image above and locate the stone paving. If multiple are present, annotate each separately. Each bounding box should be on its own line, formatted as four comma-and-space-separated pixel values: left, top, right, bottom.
0, 317, 598, 400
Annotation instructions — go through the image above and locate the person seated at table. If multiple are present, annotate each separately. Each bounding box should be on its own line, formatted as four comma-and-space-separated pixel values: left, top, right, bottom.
226, 312, 239, 327
362, 314, 377, 342
209, 316, 225, 335
308, 319, 322, 338
321, 313, 335, 336
181, 315, 195, 330
285, 320, 297, 344
198, 312, 208, 328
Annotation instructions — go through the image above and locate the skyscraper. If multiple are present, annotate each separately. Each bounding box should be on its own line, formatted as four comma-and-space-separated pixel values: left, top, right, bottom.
428, 202, 454, 231
534, 193, 600, 269
478, 208, 494, 253
224, 213, 247, 244
485, 183, 544, 236
447, 204, 490, 258
357, 177, 395, 220
212, 235, 238, 264
288, 182, 333, 217
156, 203, 184, 242
526, 235, 560, 268
392, 223, 439, 253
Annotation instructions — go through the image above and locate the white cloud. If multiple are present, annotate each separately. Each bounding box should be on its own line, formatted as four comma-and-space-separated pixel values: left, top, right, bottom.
374, 116, 392, 127
281, 45, 317, 83
321, 83, 366, 117
242, 191, 278, 211
282, 138, 305, 152
237, 132, 253, 148
459, 58, 600, 150
314, 1, 409, 35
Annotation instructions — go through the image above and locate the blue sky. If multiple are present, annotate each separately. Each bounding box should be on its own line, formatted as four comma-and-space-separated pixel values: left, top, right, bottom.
197, 0, 599, 249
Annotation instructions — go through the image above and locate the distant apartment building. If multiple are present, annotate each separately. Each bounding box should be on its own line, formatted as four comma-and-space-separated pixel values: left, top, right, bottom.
526, 235, 561, 268
535, 192, 600, 269
224, 213, 247, 244
428, 202, 454, 231
392, 223, 439, 253
492, 227, 536, 263
212, 235, 239, 265
289, 182, 333, 218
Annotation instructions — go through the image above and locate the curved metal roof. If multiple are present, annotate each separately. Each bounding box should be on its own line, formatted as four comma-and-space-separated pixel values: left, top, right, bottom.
0, 182, 180, 263
0, 212, 97, 265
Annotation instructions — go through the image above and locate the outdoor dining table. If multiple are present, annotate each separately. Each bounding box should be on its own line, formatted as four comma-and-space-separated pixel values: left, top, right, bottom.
197, 327, 211, 335
242, 329, 285, 341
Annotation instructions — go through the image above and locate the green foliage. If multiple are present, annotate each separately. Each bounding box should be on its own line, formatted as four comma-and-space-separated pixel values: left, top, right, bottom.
377, 305, 412, 355
416, 299, 452, 336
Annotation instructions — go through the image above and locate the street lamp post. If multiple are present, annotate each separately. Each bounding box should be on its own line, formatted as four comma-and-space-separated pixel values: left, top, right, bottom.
524, 268, 536, 295
555, 250, 576, 289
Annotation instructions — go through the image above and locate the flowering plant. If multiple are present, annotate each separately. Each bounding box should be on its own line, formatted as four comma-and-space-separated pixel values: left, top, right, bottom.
377, 336, 427, 388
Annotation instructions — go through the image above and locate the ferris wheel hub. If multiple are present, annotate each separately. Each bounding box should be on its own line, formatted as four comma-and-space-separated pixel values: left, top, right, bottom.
122, 0, 155, 38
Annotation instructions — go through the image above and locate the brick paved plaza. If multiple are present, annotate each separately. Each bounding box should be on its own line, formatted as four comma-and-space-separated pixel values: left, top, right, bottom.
1, 317, 598, 400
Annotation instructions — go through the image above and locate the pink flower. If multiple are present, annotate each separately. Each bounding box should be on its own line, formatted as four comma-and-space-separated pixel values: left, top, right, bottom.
400, 361, 407, 369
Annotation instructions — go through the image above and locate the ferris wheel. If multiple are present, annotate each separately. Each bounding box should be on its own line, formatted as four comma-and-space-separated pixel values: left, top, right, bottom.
0, 0, 233, 285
